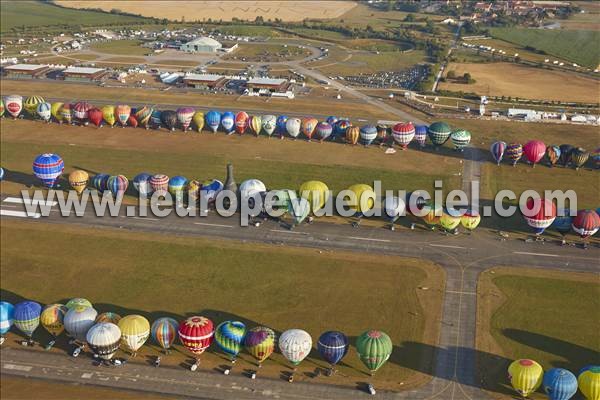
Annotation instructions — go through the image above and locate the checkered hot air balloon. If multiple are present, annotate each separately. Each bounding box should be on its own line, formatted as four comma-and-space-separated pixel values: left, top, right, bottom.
450, 129, 471, 151
32, 153, 64, 188
214, 321, 246, 360
427, 121, 451, 148
392, 122, 415, 150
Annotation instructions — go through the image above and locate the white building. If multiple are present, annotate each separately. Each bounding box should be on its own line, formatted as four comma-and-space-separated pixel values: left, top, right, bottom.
180, 37, 222, 53
508, 108, 541, 121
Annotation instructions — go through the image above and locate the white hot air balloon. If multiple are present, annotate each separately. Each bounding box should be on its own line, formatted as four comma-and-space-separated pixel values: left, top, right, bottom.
262, 115, 277, 137
86, 322, 121, 360
239, 179, 267, 207
36, 102, 52, 122
64, 306, 98, 342
279, 329, 312, 367
383, 196, 406, 231
285, 118, 301, 139
4, 95, 23, 119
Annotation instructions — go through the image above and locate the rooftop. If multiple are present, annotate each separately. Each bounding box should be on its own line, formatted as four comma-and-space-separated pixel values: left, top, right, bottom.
184, 36, 221, 47
183, 73, 224, 82
4, 63, 48, 71
64, 66, 105, 75
247, 77, 286, 86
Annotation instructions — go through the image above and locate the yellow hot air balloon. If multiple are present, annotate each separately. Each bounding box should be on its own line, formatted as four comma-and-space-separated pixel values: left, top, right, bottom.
422, 203, 443, 229
346, 126, 360, 145
69, 170, 89, 195
249, 115, 262, 136
24, 95, 45, 117
508, 359, 543, 398
192, 111, 205, 132
578, 366, 600, 400
101, 105, 116, 127
118, 315, 150, 355
299, 180, 330, 214
439, 211, 461, 232
51, 102, 63, 123
460, 210, 481, 232
41, 304, 68, 338
345, 184, 375, 214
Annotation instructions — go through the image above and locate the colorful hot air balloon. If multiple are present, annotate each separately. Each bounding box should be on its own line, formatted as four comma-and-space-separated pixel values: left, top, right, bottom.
523, 198, 556, 236
101, 105, 116, 127
428, 121, 451, 148
65, 298, 92, 310
220, 111, 234, 134
414, 124, 428, 147
508, 359, 543, 398
382, 196, 406, 230
73, 101, 92, 125
178, 316, 214, 370
326, 116, 338, 126
176, 107, 195, 131
61, 103, 73, 124
314, 121, 333, 142
199, 179, 223, 206
591, 148, 600, 169
95, 312, 121, 325
33, 153, 64, 188
279, 329, 312, 367
543, 368, 578, 400
135, 106, 153, 129
50, 102, 63, 123
118, 315, 150, 355
276, 115, 288, 138
0, 167, 4, 181
106, 175, 129, 196
440, 209, 462, 232
490, 141, 507, 165
150, 109, 162, 128
133, 172, 153, 197
392, 122, 415, 150
262, 115, 276, 137
4, 95, 23, 119
192, 111, 205, 132
335, 119, 351, 141
88, 107, 103, 127
571, 148, 589, 170
168, 175, 188, 197
150, 174, 169, 194
317, 331, 349, 368
13, 301, 42, 342
559, 144, 574, 166
345, 125, 360, 145
151, 317, 179, 352
64, 305, 97, 342
0, 98, 4, 118
421, 201, 443, 229
301, 117, 318, 141
92, 174, 109, 194
299, 180, 329, 214
115, 104, 131, 127
288, 196, 311, 226
360, 125, 377, 146
36, 102, 51, 122
286, 117, 301, 139
376, 124, 390, 146
506, 143, 523, 166
572, 209, 600, 239
578, 366, 600, 400
460, 209, 481, 232
356, 330, 393, 375
546, 145, 561, 167
41, 304, 68, 339
161, 110, 177, 131
69, 170, 89, 195
0, 302, 14, 342
523, 140, 546, 167
235, 111, 249, 135
86, 322, 121, 360
244, 326, 275, 366
214, 321, 246, 360
249, 115, 262, 136
24, 95, 45, 117
450, 129, 471, 151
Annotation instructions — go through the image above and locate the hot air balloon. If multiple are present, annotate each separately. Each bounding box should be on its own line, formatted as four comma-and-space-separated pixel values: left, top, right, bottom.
66, 298, 92, 310
382, 196, 406, 231
0, 98, 4, 118
118, 315, 150, 356
168, 175, 188, 198
199, 179, 223, 207
87, 322, 121, 361
127, 114, 138, 128
346, 183, 375, 227
13, 301, 42, 345
571, 148, 589, 170
178, 316, 214, 370
220, 111, 234, 134
101, 105, 116, 127
326, 116, 338, 126
546, 145, 561, 167
376, 124, 390, 146
523, 140, 546, 167
421, 201, 444, 230
135, 106, 153, 129
490, 141, 507, 165
176, 107, 195, 131
235, 111, 249, 135
60, 103, 73, 124
4, 95, 23, 119
345, 125, 360, 145
543, 368, 578, 400
314, 121, 333, 142
0, 167, 4, 181
95, 312, 121, 325
414, 124, 428, 147
335, 119, 351, 141
50, 102, 63, 123
552, 209, 573, 240
215, 321, 246, 362
460, 209, 481, 233
73, 101, 92, 125
36, 102, 51, 122
116, 104, 131, 127
151, 317, 179, 353
69, 170, 89, 195
239, 179, 267, 209
392, 122, 415, 150
192, 111, 205, 132
187, 180, 201, 203
244, 326, 275, 367
428, 121, 451, 148
276, 115, 288, 138
523, 198, 556, 237
506, 143, 523, 166
262, 115, 276, 137
288, 196, 311, 227
249, 115, 262, 136
150, 174, 169, 194
133, 172, 153, 197
106, 175, 129, 197
559, 144, 574, 166
64, 305, 97, 352
301, 117, 318, 141
440, 209, 462, 233
41, 304, 68, 349
0, 302, 14, 344
317, 331, 349, 373
572, 209, 600, 240
508, 359, 543, 398
450, 129, 471, 151
24, 95, 45, 118
578, 366, 600, 400
161, 110, 177, 131
150, 109, 162, 128
360, 125, 377, 146
286, 117, 301, 139
356, 330, 392, 375
279, 329, 312, 370
92, 174, 109, 194
88, 107, 103, 127
33, 153, 64, 188
299, 180, 329, 215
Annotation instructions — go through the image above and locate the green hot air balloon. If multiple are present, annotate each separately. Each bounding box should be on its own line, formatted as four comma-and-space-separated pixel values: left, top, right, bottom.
428, 122, 452, 148
356, 330, 393, 375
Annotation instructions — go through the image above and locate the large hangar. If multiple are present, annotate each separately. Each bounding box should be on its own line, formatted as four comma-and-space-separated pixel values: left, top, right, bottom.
180, 37, 222, 53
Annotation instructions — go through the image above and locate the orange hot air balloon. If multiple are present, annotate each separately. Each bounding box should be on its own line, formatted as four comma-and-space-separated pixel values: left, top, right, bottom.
301, 117, 318, 141
346, 125, 359, 145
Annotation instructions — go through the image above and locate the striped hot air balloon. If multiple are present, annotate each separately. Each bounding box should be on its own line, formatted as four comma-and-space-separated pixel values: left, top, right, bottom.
376, 124, 390, 146
161, 110, 177, 131
0, 98, 4, 118
64, 306, 97, 342
249, 115, 262, 136
356, 330, 393, 375
4, 95, 23, 119
24, 95, 45, 117
150, 109, 162, 128
301, 117, 318, 141
490, 141, 507, 165
106, 175, 129, 196
506, 143, 523, 166
559, 144, 574, 166
151, 317, 179, 352
244, 326, 275, 366
359, 125, 377, 146
192, 111, 205, 132
60, 103, 73, 124
315, 122, 333, 142
101, 105, 116, 127
571, 148, 590, 170
572, 209, 600, 239
508, 359, 543, 398
134, 106, 153, 129
178, 316, 214, 370
116, 104, 131, 127
578, 366, 600, 400
414, 124, 428, 147
150, 174, 169, 194
33, 153, 64, 188
346, 125, 360, 145
206, 111, 221, 133
450, 129, 471, 151
220, 111, 234, 134
36, 102, 52, 122
235, 111, 249, 135
276, 115, 288, 138
133, 172, 153, 197
392, 122, 415, 150
50, 102, 63, 123
73, 101, 93, 125
95, 312, 121, 325
318, 331, 349, 368
214, 321, 246, 360
286, 117, 301, 139
92, 174, 110, 194
177, 107, 195, 131
543, 368, 578, 400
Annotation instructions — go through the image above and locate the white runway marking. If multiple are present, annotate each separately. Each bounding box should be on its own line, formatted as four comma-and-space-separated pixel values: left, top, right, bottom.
3, 364, 33, 371
270, 229, 308, 235
81, 373, 93, 379
348, 237, 390, 242
3, 197, 57, 206
446, 290, 476, 295
0, 210, 41, 219
513, 251, 559, 257
429, 244, 466, 249
0, 204, 18, 208
194, 222, 234, 228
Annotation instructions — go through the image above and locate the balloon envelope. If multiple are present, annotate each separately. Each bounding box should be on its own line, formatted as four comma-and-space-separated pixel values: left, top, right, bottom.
64, 306, 97, 341
543, 368, 578, 400
36, 102, 52, 121
523, 198, 556, 235
33, 153, 64, 188
220, 111, 234, 133
506, 143, 524, 165
0, 302, 15, 336
578, 366, 600, 400
572, 209, 600, 238
24, 95, 45, 117
359, 125, 377, 146
118, 315, 150, 353
428, 121, 451, 146
523, 140, 546, 165
151, 317, 179, 350
214, 321, 246, 358
508, 359, 543, 398
356, 330, 393, 373
299, 181, 329, 214
244, 326, 275, 363
392, 122, 415, 149
13, 301, 42, 338
87, 322, 121, 360
41, 304, 68, 337
178, 316, 214, 356
279, 329, 312, 366
69, 170, 89, 195
317, 331, 348, 366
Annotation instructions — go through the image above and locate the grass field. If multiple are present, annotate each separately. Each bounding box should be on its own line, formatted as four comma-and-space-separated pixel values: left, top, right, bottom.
286, 27, 350, 41
346, 39, 414, 52
439, 62, 600, 103
0, 1, 147, 32
223, 43, 311, 62
335, 2, 444, 32
317, 49, 427, 75
0, 221, 444, 390
55, 1, 357, 22
90, 40, 149, 56
490, 28, 600, 69
477, 267, 600, 398
208, 24, 282, 38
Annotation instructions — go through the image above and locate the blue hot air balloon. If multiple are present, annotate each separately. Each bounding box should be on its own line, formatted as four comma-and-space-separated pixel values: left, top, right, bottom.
32, 153, 64, 188
552, 209, 573, 237
317, 331, 349, 368
326, 116, 338, 126
205, 111, 221, 133
150, 109, 162, 128
414, 124, 428, 147
543, 368, 578, 400
220, 111, 235, 134
0, 301, 15, 338
359, 125, 378, 146
490, 141, 507, 165
334, 119, 351, 140
92, 174, 110, 193
276, 115, 288, 138
13, 301, 42, 341
168, 175, 188, 197
133, 172, 153, 197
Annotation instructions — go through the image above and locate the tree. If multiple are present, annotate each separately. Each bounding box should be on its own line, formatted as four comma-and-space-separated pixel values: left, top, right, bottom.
404, 14, 415, 22
463, 72, 474, 84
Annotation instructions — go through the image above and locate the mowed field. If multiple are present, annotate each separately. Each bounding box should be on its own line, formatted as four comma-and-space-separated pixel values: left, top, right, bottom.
0, 221, 445, 390
89, 40, 149, 56
54, 1, 357, 22
439, 62, 600, 103
477, 267, 600, 398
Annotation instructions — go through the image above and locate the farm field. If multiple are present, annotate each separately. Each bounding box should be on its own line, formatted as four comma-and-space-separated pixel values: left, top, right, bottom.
55, 1, 357, 22
0, 220, 444, 390
439, 62, 600, 103
335, 2, 444, 31
89, 40, 149, 56
476, 267, 600, 398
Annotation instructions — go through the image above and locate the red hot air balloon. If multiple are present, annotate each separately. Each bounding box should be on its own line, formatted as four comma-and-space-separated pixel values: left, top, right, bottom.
523, 198, 556, 237
178, 316, 214, 371
235, 112, 249, 135
88, 108, 103, 127
572, 209, 600, 239
128, 114, 138, 128
392, 122, 415, 150
523, 140, 546, 167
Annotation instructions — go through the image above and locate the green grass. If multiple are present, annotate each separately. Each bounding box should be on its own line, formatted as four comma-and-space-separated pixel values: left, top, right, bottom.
0, 1, 148, 33
318, 49, 427, 75
286, 27, 350, 41
209, 24, 281, 38
490, 27, 600, 68
90, 39, 149, 56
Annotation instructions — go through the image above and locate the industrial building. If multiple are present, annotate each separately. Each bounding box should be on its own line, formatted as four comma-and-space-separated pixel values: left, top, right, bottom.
246, 77, 294, 98
61, 66, 108, 82
183, 73, 228, 89
180, 37, 222, 53
3, 64, 50, 79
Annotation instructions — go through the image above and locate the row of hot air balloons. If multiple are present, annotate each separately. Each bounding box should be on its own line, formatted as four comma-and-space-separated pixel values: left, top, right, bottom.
508, 359, 599, 400
0, 299, 393, 377
2, 95, 474, 150
490, 140, 600, 170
